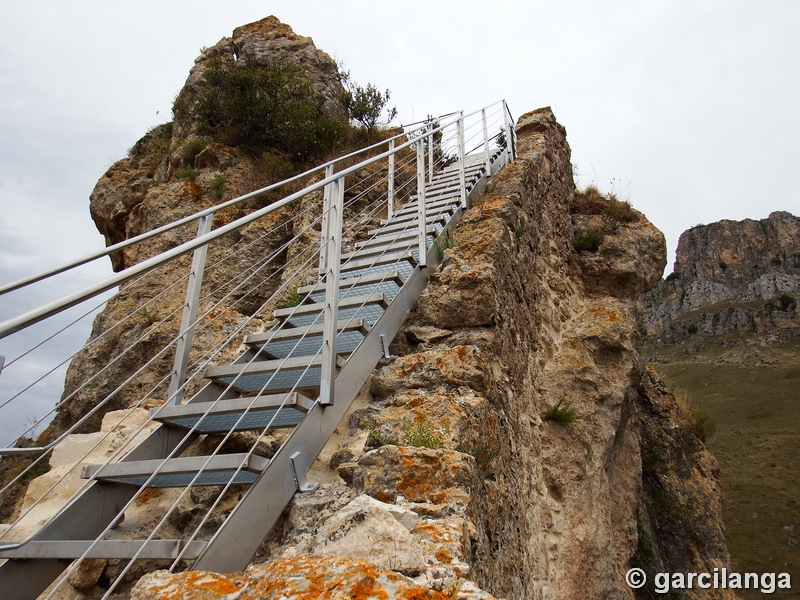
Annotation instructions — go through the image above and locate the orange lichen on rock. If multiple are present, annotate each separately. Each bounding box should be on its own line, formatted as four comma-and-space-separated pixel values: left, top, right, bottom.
130, 556, 451, 600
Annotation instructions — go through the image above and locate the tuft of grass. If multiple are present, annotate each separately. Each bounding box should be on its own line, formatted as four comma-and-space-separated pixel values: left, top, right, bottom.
516, 215, 527, 238
574, 228, 604, 252
541, 398, 578, 424
175, 167, 198, 182
435, 229, 468, 259
403, 416, 449, 448
688, 406, 716, 442
210, 174, 226, 201
140, 306, 159, 326
603, 199, 636, 222
285, 286, 302, 307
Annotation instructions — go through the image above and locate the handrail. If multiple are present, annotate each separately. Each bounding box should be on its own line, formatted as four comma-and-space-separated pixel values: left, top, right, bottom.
0, 113, 455, 297
0, 100, 510, 341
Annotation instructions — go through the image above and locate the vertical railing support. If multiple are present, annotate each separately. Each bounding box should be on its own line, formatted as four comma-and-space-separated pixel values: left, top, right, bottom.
167, 214, 212, 405
482, 108, 491, 177
416, 139, 428, 268
319, 175, 343, 407
319, 164, 335, 276
427, 121, 434, 183
457, 116, 467, 210
503, 100, 516, 162
387, 139, 395, 220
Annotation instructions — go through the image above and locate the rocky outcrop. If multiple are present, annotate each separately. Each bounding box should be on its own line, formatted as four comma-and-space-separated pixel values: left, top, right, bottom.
641, 212, 800, 346
50, 16, 350, 437
227, 107, 732, 599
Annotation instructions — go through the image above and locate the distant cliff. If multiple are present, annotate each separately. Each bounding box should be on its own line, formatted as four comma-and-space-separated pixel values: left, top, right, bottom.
641, 211, 800, 347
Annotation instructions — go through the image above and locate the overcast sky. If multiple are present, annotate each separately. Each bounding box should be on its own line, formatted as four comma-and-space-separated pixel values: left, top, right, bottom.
1, 0, 799, 441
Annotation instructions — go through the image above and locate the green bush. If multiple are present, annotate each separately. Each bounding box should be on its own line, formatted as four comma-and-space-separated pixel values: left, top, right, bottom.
339, 69, 397, 134
541, 398, 578, 424
574, 228, 604, 252
603, 199, 636, 222
174, 55, 349, 160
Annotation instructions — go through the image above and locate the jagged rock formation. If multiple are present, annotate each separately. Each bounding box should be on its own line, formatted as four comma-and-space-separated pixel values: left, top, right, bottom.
127, 108, 734, 600
49, 17, 357, 438
641, 212, 800, 347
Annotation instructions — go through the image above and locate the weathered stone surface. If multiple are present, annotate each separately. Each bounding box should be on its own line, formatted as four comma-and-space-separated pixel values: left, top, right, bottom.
67, 558, 107, 592
313, 494, 425, 574
130, 556, 470, 600
353, 446, 475, 509
641, 211, 800, 344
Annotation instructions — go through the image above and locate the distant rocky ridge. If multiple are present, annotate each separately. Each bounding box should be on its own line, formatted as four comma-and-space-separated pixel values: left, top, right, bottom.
641, 211, 800, 348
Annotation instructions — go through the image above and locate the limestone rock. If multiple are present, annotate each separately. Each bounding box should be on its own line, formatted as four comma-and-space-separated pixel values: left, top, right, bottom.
641, 211, 800, 344
314, 494, 425, 574
67, 558, 107, 592
130, 556, 467, 600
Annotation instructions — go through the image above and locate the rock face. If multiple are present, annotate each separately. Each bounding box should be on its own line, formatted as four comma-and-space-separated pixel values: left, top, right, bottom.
238, 108, 733, 599
641, 212, 800, 346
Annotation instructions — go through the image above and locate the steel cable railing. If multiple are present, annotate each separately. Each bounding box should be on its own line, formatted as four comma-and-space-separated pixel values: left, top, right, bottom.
0, 100, 516, 600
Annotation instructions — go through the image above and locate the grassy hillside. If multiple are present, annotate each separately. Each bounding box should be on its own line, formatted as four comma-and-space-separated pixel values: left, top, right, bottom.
650, 335, 800, 598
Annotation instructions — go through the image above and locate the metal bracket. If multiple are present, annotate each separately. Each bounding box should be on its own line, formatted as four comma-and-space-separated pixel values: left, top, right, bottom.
289, 451, 319, 493
380, 334, 397, 360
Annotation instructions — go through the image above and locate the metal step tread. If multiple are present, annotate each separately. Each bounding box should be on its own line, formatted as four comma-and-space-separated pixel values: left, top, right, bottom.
298, 269, 405, 295
356, 226, 437, 250
245, 319, 370, 346
0, 539, 208, 560
382, 204, 456, 226
150, 392, 314, 433
340, 251, 417, 275
205, 354, 344, 380
273, 293, 388, 321
369, 214, 446, 237
81, 453, 270, 487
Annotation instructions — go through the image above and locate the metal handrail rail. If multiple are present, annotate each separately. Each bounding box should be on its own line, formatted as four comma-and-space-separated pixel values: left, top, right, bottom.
0, 112, 459, 297
0, 100, 509, 340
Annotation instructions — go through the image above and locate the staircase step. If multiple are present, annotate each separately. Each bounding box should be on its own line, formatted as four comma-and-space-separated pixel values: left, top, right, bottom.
393, 197, 460, 219
150, 392, 314, 434
0, 539, 208, 560
382, 204, 455, 227
298, 269, 405, 296
342, 236, 433, 263
355, 226, 437, 251
273, 293, 389, 328
340, 251, 417, 275
81, 454, 270, 488
245, 319, 371, 360
204, 354, 345, 394
369, 213, 447, 237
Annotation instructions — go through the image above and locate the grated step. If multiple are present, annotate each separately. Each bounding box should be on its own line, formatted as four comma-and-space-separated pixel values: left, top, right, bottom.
150, 392, 314, 434
0, 539, 208, 560
81, 454, 270, 488
272, 293, 389, 328
204, 354, 345, 394
245, 319, 371, 360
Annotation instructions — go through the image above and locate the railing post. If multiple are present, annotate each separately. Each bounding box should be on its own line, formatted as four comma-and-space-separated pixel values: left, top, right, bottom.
387, 139, 395, 220
457, 116, 467, 210
319, 164, 335, 276
482, 108, 491, 177
416, 139, 428, 268
503, 100, 516, 162
167, 214, 212, 405
427, 121, 434, 183
319, 175, 343, 407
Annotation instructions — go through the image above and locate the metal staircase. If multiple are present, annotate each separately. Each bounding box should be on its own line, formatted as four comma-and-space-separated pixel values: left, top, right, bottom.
0, 102, 515, 599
